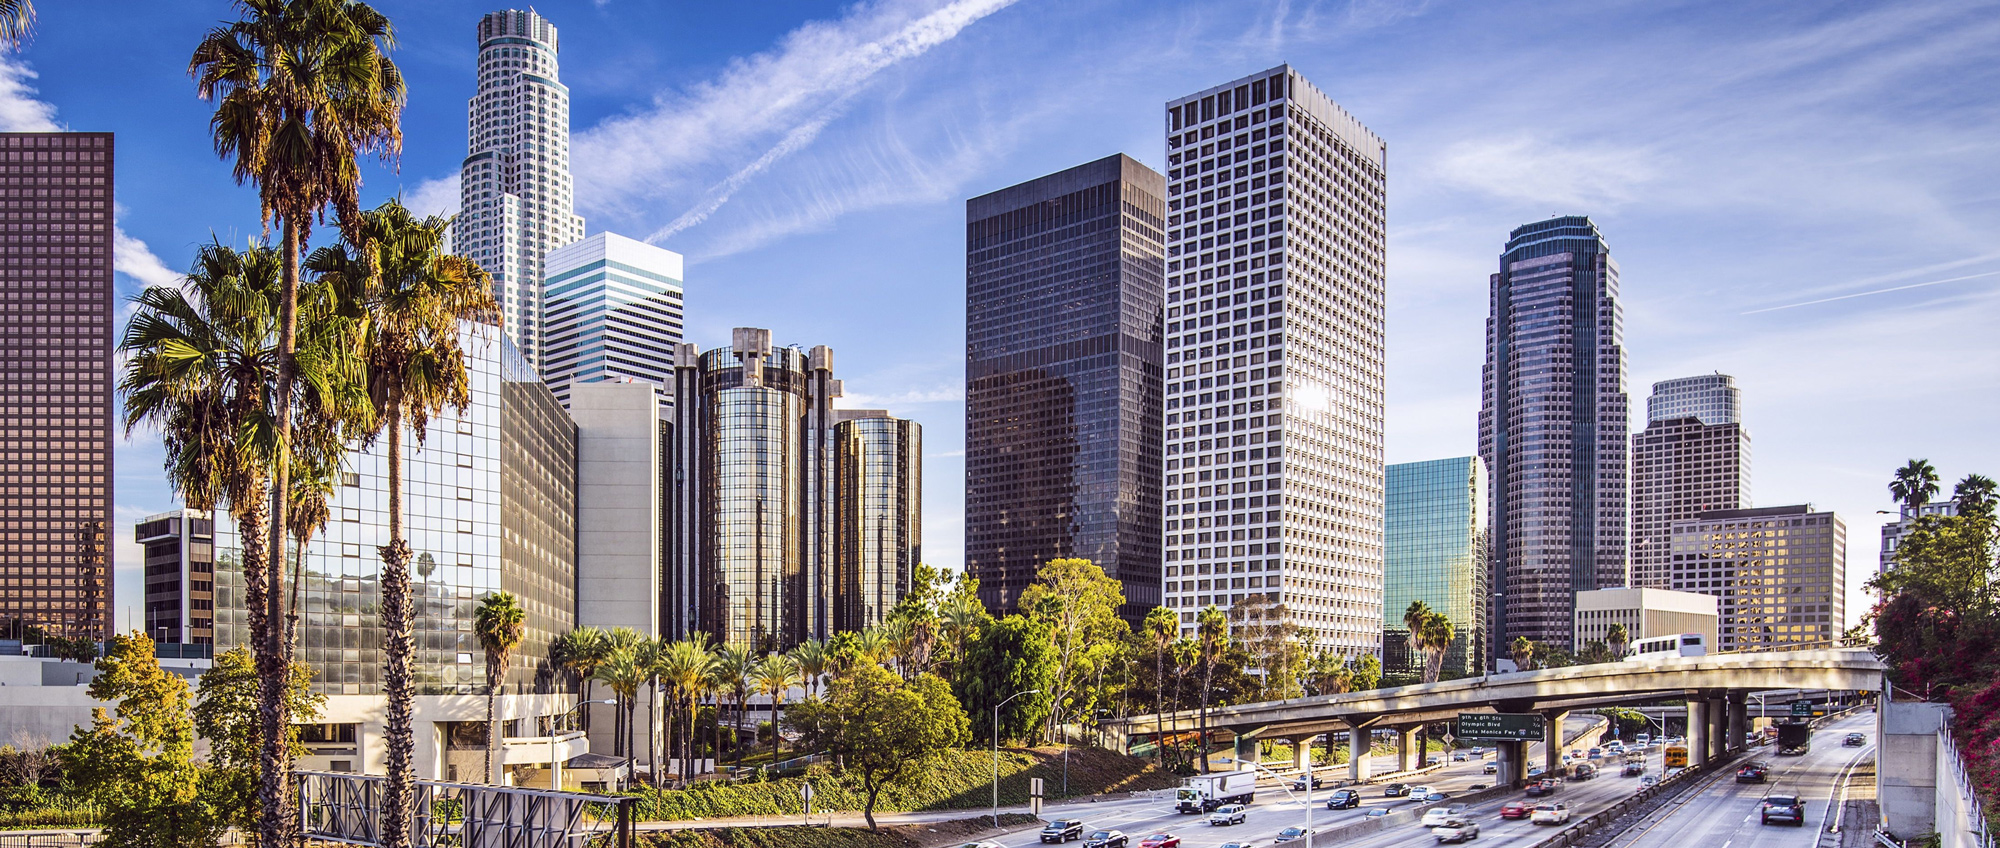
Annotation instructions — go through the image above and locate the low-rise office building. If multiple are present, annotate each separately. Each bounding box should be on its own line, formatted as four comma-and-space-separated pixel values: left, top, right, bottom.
1572, 586, 1718, 652
1668, 505, 1845, 653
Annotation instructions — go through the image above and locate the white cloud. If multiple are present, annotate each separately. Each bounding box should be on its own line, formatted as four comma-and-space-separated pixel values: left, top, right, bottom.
839, 385, 965, 408
402, 173, 461, 219
573, 0, 1021, 240
0, 52, 59, 132
114, 226, 180, 290
1429, 135, 1661, 209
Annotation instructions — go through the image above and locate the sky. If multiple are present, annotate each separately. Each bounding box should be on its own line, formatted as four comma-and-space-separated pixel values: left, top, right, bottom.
6, 0, 1996, 633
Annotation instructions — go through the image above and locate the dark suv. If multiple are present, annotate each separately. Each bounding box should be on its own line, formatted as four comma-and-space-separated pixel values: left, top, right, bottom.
1760, 795, 1804, 826
1082, 831, 1128, 848
1324, 789, 1361, 810
1041, 820, 1085, 843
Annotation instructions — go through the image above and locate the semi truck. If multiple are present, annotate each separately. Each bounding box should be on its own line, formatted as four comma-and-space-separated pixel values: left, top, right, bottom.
1176, 769, 1257, 813
1777, 722, 1812, 755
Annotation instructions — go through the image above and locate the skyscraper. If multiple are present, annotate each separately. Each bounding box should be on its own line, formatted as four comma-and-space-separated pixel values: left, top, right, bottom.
540, 232, 685, 408
1159, 66, 1387, 655
0, 132, 114, 643
1383, 457, 1488, 676
834, 410, 923, 631
1480, 216, 1630, 651
135, 511, 216, 647
1669, 505, 1846, 653
458, 9, 586, 372
1631, 375, 1750, 589
964, 154, 1165, 622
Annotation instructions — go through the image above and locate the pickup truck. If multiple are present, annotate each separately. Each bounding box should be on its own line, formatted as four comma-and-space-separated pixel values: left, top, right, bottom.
1531, 803, 1572, 825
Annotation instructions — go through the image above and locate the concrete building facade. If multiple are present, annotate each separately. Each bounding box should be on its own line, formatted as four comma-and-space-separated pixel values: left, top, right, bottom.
1159, 66, 1388, 655
134, 511, 216, 646
1880, 498, 1958, 580
540, 233, 685, 408
1382, 457, 1487, 676
1631, 378, 1751, 590
1572, 586, 1718, 651
963, 154, 1165, 623
1480, 216, 1630, 651
1669, 505, 1846, 653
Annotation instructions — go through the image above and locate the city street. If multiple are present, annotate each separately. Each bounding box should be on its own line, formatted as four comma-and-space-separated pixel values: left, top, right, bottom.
1609, 713, 1876, 848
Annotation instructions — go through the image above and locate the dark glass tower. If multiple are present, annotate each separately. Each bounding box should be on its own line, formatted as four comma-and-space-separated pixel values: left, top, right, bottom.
1479, 216, 1629, 653
964, 154, 1166, 623
0, 132, 114, 642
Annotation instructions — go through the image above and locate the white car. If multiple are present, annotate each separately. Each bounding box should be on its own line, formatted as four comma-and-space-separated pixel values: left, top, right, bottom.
1421, 805, 1469, 827
1207, 804, 1246, 826
1410, 785, 1436, 800
1531, 803, 1572, 825
1432, 821, 1480, 843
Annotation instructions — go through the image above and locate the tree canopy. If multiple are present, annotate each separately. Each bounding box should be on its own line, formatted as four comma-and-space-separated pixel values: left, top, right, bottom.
801, 661, 967, 830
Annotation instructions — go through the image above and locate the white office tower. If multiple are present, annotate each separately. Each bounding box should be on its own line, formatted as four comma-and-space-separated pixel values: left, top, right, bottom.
1646, 373, 1740, 426
459, 9, 586, 372
1158, 66, 1388, 655
541, 233, 685, 408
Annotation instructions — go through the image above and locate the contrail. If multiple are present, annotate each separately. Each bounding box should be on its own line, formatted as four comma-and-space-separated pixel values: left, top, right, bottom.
1740, 270, 2000, 315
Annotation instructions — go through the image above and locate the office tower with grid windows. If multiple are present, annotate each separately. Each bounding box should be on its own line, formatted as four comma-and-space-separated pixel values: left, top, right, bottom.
1480, 216, 1630, 653
963, 154, 1166, 622
1157, 67, 1387, 655
0, 132, 113, 643
135, 511, 216, 647
834, 410, 922, 632
458, 9, 586, 372
1631, 375, 1750, 589
1382, 457, 1487, 676
541, 232, 685, 408
1668, 505, 1845, 653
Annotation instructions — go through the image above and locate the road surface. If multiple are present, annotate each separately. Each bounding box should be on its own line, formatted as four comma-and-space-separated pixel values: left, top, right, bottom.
1606, 712, 1876, 848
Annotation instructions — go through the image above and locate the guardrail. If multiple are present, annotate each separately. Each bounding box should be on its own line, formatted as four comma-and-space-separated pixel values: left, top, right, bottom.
1937, 712, 1995, 848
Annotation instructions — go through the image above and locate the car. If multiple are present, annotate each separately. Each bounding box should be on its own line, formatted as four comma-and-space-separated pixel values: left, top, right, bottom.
1622, 762, 1646, 777
1410, 785, 1436, 800
1041, 821, 1085, 843
1605, 742, 1625, 754
1568, 764, 1597, 781
1845, 733, 1867, 747
1761, 795, 1805, 826
1526, 779, 1559, 797
1423, 792, 1450, 803
1468, 783, 1489, 791
1737, 763, 1769, 783
1274, 827, 1314, 844
1433, 821, 1481, 843
1217, 844, 1255, 848
1208, 805, 1247, 826
1421, 805, 1470, 827
1082, 831, 1127, 848
1291, 773, 1327, 791
1384, 783, 1412, 797
1453, 752, 1468, 762
1587, 747, 1604, 759
1427, 755, 1444, 766
1500, 801, 1532, 820
1636, 733, 1651, 746
1527, 766, 1545, 777
1531, 803, 1572, 825
950, 843, 1006, 848
1137, 834, 1181, 848
1325, 789, 1361, 810
1640, 775, 1660, 789
1482, 762, 1498, 774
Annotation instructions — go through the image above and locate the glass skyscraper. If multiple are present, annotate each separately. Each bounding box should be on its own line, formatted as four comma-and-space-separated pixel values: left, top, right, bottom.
1383, 457, 1488, 676
1480, 216, 1630, 651
834, 411, 922, 631
1158, 66, 1388, 656
964, 154, 1166, 622
540, 232, 685, 408
1646, 373, 1739, 426
0, 132, 114, 643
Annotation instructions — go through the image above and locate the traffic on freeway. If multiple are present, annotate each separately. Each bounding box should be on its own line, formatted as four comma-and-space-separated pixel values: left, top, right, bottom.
1608, 712, 1875, 848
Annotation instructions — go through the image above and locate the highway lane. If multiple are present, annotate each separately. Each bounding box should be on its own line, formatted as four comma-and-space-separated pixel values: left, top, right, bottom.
1608, 713, 1876, 848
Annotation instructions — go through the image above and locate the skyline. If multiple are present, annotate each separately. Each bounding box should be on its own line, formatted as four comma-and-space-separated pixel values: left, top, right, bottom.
0, 0, 1993, 629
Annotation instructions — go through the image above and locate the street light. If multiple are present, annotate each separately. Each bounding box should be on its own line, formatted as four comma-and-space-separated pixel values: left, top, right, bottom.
993, 689, 1040, 827
551, 698, 617, 792
1218, 752, 1314, 839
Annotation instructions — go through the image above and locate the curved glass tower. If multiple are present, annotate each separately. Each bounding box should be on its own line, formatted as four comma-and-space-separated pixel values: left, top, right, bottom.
835, 413, 922, 631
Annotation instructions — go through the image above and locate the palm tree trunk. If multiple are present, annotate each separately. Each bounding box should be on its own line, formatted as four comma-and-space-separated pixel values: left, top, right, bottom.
484, 685, 498, 785
770, 691, 782, 760
647, 684, 659, 786
1200, 658, 1214, 774
1153, 646, 1165, 762
710, 693, 721, 775
259, 215, 301, 848
381, 403, 418, 848
624, 699, 637, 786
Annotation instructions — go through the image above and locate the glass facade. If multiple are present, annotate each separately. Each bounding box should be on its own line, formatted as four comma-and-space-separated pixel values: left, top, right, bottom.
964, 154, 1165, 623
540, 232, 684, 409
1382, 457, 1487, 676
1158, 67, 1388, 655
0, 132, 114, 642
1646, 373, 1740, 426
216, 324, 578, 696
1668, 506, 1845, 652
1480, 216, 1629, 650
835, 413, 922, 631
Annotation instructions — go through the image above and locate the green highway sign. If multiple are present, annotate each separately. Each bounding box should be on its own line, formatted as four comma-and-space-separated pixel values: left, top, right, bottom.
1790, 701, 1815, 717
1457, 713, 1545, 741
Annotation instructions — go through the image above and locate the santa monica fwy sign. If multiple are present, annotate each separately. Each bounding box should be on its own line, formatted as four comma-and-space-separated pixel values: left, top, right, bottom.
1456, 713, 1546, 741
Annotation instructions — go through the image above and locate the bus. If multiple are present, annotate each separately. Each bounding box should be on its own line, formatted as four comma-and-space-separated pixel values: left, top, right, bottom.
1623, 633, 1708, 661
1663, 744, 1689, 768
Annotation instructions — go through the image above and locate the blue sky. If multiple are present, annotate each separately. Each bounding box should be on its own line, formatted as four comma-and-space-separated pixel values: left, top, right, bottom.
8, 0, 1997, 631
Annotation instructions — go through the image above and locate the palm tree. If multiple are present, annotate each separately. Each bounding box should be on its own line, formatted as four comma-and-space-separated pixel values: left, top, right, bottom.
1195, 605, 1228, 773
703, 648, 732, 774
1954, 473, 1997, 521
592, 646, 643, 788
856, 625, 892, 668
1605, 623, 1631, 660
939, 597, 984, 673
284, 448, 345, 650
474, 592, 525, 785
1402, 600, 1432, 672
1510, 636, 1535, 671
0, 0, 32, 48
1418, 612, 1455, 684
550, 627, 610, 729
191, 9, 402, 841
634, 637, 667, 786
308, 199, 493, 832
752, 653, 800, 760
714, 645, 755, 765
1890, 459, 1941, 516
1141, 606, 1175, 760
789, 638, 829, 702
119, 242, 365, 841
660, 636, 716, 782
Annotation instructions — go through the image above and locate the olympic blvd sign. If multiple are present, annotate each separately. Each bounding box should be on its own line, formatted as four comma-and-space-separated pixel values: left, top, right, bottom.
1456, 712, 1546, 741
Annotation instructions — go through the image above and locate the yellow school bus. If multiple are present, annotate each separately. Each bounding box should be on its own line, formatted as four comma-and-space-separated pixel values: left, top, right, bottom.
1664, 744, 1689, 768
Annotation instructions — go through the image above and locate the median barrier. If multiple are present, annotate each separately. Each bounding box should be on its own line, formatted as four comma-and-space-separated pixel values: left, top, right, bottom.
1306, 782, 1522, 846
1524, 747, 1750, 848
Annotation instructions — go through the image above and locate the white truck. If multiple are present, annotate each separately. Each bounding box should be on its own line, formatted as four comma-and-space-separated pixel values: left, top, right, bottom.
1176, 769, 1257, 813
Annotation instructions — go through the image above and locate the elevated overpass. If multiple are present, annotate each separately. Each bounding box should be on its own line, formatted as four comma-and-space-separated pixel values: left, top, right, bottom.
1111, 649, 1885, 786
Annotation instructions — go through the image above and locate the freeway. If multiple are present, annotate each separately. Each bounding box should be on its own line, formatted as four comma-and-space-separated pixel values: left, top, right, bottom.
1605, 712, 1876, 848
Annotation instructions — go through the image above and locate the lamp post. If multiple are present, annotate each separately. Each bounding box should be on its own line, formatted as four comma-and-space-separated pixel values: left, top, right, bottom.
552, 698, 617, 792
993, 689, 1040, 827
1219, 754, 1312, 840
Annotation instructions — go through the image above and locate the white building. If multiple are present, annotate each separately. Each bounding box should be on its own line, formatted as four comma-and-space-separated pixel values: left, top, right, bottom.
541, 233, 685, 408
1158, 66, 1388, 655
457, 9, 586, 372
1646, 373, 1741, 426
1880, 499, 1958, 579
1573, 587, 1719, 652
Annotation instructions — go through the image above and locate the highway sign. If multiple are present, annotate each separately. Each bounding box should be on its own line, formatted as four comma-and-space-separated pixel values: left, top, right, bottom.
1457, 713, 1545, 741
1790, 701, 1815, 717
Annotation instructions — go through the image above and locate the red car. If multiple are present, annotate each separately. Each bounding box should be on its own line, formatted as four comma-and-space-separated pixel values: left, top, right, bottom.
1500, 801, 1532, 820
1138, 835, 1181, 848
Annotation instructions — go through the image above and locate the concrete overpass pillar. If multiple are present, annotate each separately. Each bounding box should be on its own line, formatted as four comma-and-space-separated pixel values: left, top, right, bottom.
1397, 726, 1420, 773
1292, 736, 1313, 773
1346, 718, 1372, 782
1234, 734, 1259, 769
1710, 697, 1729, 761
1543, 711, 1568, 777
1727, 693, 1748, 754
1495, 739, 1527, 787
1688, 699, 1710, 768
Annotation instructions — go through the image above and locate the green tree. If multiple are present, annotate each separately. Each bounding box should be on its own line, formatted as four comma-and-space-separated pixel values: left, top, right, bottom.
0, 0, 31, 48
1349, 653, 1382, 692
955, 614, 1057, 745
1605, 623, 1631, 660
1019, 558, 1127, 743
550, 626, 610, 726
192, 647, 323, 832
816, 662, 968, 830
1195, 605, 1228, 773
592, 646, 643, 785
713, 644, 755, 765
190, 6, 402, 840
1141, 606, 1176, 758
751, 653, 799, 759
1417, 611, 1456, 683
1510, 636, 1535, 671
660, 636, 716, 783
789, 638, 829, 702
473, 592, 525, 785
1890, 458, 1941, 515
1232, 594, 1305, 699
936, 574, 990, 676
67, 634, 226, 848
